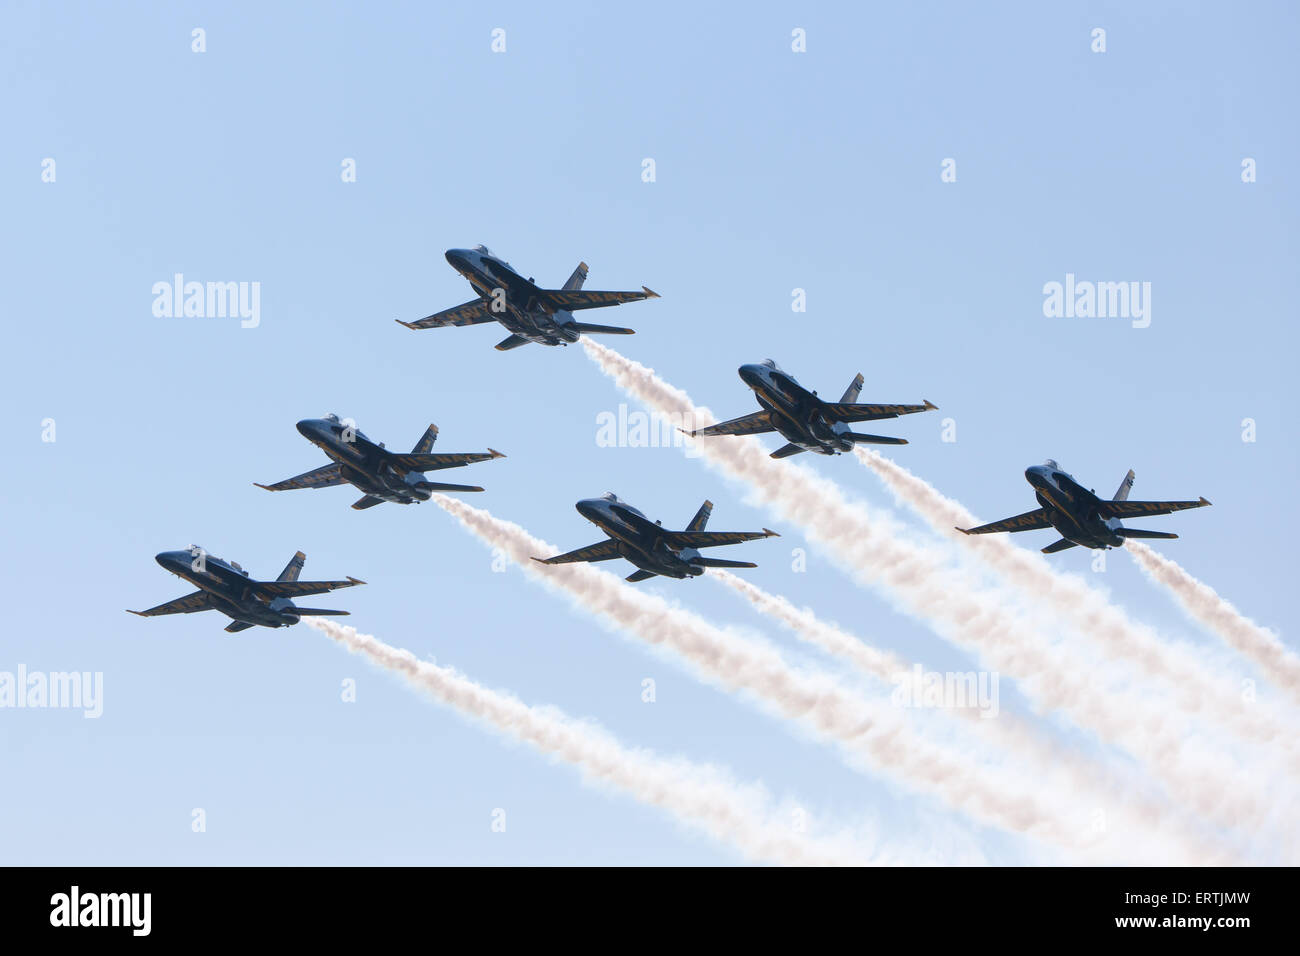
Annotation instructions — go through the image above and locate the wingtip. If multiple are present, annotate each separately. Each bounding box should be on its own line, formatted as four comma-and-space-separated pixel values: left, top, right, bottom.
347, 576, 366, 586
924, 400, 938, 410
642, 286, 660, 298
955, 527, 973, 536
488, 448, 506, 459
763, 528, 780, 538
395, 319, 416, 329
530, 557, 552, 566
1199, 496, 1212, 507
126, 609, 146, 617
253, 483, 274, 491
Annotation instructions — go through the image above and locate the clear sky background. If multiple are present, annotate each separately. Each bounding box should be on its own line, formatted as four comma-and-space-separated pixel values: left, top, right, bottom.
2, 1, 1295, 864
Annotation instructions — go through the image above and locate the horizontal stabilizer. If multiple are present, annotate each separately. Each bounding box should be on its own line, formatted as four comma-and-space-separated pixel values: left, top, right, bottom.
352, 495, 384, 510
495, 334, 531, 351
1116, 529, 1179, 540
770, 443, 806, 459
1041, 538, 1079, 554
224, 621, 256, 633
416, 481, 485, 493
625, 569, 658, 583
693, 557, 758, 569
293, 608, 352, 616
571, 323, 636, 336
847, 432, 909, 446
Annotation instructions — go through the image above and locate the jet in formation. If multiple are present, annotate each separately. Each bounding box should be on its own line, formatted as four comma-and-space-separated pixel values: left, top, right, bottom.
128, 548, 364, 632
958, 461, 1211, 553
257, 415, 504, 510
398, 246, 659, 350
683, 360, 937, 458
534, 493, 778, 582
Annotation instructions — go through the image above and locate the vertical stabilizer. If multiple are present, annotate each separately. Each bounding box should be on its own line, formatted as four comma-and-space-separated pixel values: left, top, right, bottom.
562, 261, 589, 291
839, 372, 865, 404
277, 551, 306, 582
412, 424, 439, 454
1113, 469, 1135, 501
687, 500, 713, 532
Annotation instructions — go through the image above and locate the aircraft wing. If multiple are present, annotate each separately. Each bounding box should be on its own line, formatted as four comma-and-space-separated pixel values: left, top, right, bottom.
533, 539, 621, 565
958, 508, 1053, 535
128, 591, 212, 617
683, 411, 776, 438
821, 400, 937, 423
1098, 497, 1211, 518
667, 529, 779, 548
255, 463, 347, 492
543, 288, 659, 311
398, 299, 496, 330
389, 450, 504, 472
255, 577, 365, 598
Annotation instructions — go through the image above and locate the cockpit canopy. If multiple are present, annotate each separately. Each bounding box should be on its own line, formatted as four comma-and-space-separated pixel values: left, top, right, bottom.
1043, 459, 1060, 470
760, 358, 782, 371
323, 413, 370, 443
473, 244, 512, 268
600, 491, 620, 502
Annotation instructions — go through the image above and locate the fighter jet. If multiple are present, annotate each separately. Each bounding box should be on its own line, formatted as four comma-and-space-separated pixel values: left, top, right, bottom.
128, 547, 363, 633
398, 246, 659, 350
957, 461, 1212, 553
533, 493, 779, 582
683, 360, 937, 458
256, 415, 504, 510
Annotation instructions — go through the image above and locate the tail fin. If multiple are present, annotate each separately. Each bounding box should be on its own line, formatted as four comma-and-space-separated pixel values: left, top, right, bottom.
277, 551, 306, 582
1116, 528, 1179, 540
412, 424, 439, 454
562, 261, 589, 291
1113, 469, 1135, 501
839, 372, 864, 404
687, 500, 713, 532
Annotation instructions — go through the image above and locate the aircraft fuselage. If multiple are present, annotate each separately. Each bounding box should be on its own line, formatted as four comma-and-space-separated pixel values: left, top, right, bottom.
738, 363, 851, 455
574, 497, 704, 579
445, 248, 579, 347
153, 550, 300, 628
1024, 464, 1125, 550
295, 418, 430, 505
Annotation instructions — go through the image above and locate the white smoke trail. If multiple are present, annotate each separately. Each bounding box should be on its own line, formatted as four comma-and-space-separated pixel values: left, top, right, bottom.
853, 447, 1300, 752
707, 569, 1240, 863
305, 617, 871, 866
431, 494, 1216, 863
709, 569, 907, 680
579, 340, 1297, 848
1126, 541, 1300, 704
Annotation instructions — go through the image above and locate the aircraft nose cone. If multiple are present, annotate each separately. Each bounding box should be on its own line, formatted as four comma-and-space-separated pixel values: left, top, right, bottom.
575, 499, 603, 521
738, 364, 765, 387
1025, 466, 1048, 486
297, 419, 329, 443
155, 550, 190, 573
445, 249, 471, 271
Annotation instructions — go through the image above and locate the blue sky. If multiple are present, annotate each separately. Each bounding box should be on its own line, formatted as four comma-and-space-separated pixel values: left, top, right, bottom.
2, 1, 1295, 864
